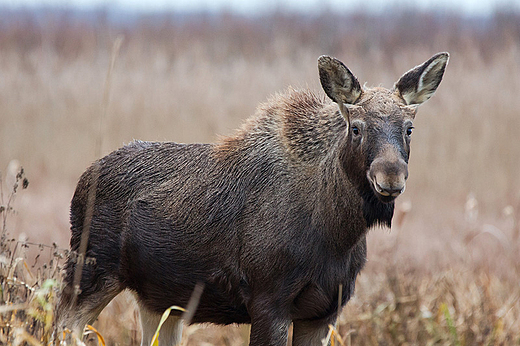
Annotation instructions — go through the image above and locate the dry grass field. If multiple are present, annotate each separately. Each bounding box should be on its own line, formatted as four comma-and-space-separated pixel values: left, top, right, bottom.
1, 7, 519, 345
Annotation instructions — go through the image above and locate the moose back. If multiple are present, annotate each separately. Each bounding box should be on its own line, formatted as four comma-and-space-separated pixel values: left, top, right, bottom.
58, 53, 449, 346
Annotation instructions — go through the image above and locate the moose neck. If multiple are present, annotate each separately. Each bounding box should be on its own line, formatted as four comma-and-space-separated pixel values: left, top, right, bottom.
318, 134, 395, 251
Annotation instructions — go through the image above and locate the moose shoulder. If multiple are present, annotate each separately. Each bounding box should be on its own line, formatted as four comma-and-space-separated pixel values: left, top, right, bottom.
58, 53, 449, 346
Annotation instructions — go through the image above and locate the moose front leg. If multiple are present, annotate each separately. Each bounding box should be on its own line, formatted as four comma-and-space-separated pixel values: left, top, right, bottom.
249, 318, 290, 346
292, 318, 335, 346
247, 297, 291, 346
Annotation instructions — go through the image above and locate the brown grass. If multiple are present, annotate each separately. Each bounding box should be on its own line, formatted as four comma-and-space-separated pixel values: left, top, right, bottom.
1, 7, 519, 345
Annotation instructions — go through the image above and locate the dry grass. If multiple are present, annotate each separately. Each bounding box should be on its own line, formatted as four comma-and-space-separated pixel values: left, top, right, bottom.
0, 7, 519, 345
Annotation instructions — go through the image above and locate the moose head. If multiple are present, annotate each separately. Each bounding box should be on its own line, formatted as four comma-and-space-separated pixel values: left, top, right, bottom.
318, 53, 449, 203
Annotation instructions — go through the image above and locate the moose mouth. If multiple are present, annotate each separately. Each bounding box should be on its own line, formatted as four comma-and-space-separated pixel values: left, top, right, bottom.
368, 176, 405, 204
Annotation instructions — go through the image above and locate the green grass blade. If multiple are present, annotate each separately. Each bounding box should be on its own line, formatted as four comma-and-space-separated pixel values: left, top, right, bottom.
150, 306, 186, 346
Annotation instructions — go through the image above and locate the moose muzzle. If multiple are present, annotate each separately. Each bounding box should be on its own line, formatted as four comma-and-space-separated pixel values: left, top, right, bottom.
367, 153, 408, 202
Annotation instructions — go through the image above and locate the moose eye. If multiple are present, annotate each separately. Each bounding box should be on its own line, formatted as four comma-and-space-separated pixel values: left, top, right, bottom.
352, 126, 360, 136
406, 127, 414, 136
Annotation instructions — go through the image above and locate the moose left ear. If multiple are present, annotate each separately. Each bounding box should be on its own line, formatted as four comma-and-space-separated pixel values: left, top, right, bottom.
395, 52, 449, 105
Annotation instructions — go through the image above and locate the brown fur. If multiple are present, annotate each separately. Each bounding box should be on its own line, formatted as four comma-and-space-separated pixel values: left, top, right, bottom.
217, 88, 344, 165
57, 53, 448, 346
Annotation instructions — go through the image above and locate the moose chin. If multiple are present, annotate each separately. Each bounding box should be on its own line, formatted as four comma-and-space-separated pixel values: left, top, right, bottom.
57, 52, 448, 346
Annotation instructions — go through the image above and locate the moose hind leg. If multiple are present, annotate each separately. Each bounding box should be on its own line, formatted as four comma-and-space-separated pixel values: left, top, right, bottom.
139, 304, 183, 346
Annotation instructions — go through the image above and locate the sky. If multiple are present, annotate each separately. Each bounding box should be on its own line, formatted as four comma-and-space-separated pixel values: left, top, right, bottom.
0, 0, 518, 16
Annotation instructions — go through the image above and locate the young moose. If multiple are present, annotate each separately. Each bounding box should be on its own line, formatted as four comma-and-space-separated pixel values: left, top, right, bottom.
58, 53, 449, 345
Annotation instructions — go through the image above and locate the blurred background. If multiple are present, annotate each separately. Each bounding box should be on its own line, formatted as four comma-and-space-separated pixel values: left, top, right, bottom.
0, 0, 519, 344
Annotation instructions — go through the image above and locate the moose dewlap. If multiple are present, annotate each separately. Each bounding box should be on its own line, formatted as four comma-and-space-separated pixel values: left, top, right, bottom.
58, 53, 449, 346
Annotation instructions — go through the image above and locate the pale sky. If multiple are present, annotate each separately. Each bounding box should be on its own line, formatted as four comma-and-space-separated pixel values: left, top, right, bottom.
0, 0, 518, 16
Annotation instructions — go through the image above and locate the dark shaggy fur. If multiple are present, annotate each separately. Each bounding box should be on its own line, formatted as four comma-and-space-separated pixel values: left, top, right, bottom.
58, 53, 448, 346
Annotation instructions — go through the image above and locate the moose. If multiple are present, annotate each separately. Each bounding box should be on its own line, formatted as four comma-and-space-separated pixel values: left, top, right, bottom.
58, 52, 449, 345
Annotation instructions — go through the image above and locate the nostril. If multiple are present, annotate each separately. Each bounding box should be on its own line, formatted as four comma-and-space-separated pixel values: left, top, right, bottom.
373, 181, 390, 196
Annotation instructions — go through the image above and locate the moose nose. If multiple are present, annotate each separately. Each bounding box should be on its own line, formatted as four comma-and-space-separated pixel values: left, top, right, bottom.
368, 157, 408, 201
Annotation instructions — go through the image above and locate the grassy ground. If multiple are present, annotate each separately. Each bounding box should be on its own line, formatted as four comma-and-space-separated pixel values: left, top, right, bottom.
1, 8, 519, 345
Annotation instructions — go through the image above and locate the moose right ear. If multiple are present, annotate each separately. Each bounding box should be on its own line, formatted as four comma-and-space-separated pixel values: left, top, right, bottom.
318, 56, 362, 105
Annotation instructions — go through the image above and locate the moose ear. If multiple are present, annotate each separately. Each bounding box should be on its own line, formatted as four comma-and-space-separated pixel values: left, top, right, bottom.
395, 52, 449, 105
318, 55, 362, 105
